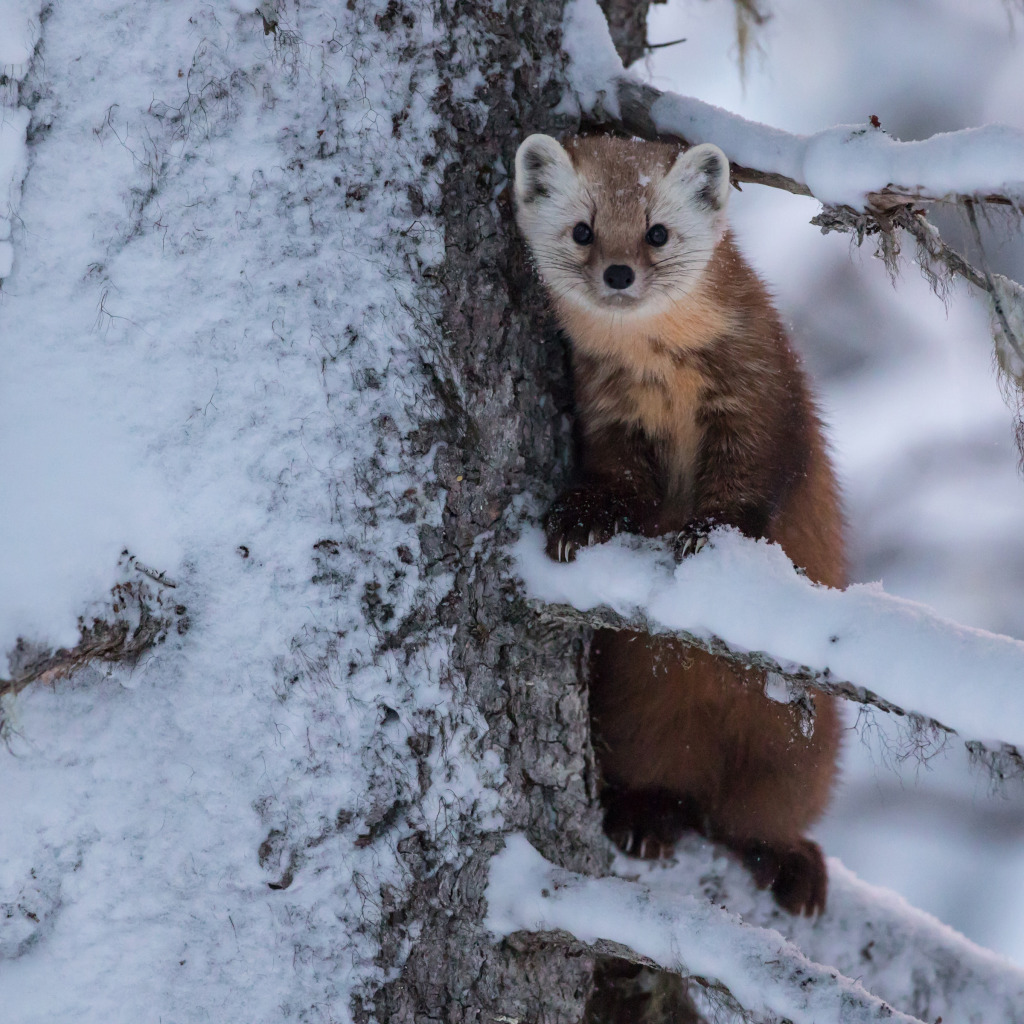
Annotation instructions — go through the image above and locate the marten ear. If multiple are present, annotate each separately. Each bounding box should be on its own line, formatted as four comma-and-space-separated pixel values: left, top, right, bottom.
664, 143, 731, 213
514, 134, 576, 208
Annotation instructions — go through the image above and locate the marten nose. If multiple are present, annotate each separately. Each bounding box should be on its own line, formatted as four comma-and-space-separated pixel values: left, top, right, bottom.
603, 264, 635, 290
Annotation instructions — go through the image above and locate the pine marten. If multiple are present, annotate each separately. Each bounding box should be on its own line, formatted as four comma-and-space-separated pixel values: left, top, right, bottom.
514, 133, 845, 915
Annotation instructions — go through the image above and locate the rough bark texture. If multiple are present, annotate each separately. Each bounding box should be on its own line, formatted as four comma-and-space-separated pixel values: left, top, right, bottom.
370, 1, 612, 1021
586, 960, 703, 1024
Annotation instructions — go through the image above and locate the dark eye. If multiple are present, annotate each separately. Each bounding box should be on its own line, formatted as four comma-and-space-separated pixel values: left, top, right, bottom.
572, 222, 594, 245
646, 224, 669, 247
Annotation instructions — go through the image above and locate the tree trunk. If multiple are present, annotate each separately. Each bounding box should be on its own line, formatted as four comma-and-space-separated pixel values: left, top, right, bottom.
369, 1, 612, 1020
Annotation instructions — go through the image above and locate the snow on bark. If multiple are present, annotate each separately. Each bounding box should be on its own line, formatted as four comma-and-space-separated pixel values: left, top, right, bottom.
368, 0, 615, 1017
1, 0, 612, 1020
487, 833, 1024, 1024
513, 527, 1024, 760
0, 1, 487, 1019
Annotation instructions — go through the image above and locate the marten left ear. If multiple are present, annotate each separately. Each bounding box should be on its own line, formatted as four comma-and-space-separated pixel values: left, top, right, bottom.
514, 134, 576, 209
665, 143, 731, 213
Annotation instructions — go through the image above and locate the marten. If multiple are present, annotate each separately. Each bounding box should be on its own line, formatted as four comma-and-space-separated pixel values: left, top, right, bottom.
513, 133, 845, 916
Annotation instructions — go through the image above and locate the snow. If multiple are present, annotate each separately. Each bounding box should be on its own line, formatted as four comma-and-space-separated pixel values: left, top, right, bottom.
0, 2, 471, 1020
651, 92, 1024, 208
0, 0, 39, 68
487, 833, 1024, 1024
514, 526, 1024, 751
0, 0, 34, 281
6, 0, 1024, 1016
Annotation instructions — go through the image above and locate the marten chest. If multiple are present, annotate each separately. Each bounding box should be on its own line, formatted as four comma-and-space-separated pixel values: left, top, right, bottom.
580, 357, 710, 504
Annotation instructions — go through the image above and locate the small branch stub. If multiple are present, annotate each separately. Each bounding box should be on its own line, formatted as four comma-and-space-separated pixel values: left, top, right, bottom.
1, 552, 187, 707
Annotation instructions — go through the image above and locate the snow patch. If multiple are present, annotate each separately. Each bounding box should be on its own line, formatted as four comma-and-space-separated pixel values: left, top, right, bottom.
0, 0, 39, 68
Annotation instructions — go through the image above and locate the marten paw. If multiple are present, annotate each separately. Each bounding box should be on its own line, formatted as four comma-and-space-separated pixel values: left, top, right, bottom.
602, 788, 703, 860
673, 528, 709, 560
544, 489, 636, 562
608, 828, 675, 860
740, 838, 828, 916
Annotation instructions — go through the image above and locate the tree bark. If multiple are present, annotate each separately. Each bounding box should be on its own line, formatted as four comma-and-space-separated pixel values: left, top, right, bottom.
369, 1, 611, 1020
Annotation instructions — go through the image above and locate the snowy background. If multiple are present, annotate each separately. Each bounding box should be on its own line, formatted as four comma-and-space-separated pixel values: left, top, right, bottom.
643, 0, 1024, 964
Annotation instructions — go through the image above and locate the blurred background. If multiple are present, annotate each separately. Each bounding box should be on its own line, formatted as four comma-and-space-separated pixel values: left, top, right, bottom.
642, 0, 1024, 963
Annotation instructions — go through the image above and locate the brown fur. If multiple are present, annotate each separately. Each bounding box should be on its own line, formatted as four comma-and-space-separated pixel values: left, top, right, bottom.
521, 136, 846, 915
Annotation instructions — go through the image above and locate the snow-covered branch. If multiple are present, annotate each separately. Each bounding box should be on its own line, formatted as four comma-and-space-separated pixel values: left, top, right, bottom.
565, 0, 1024, 212
511, 527, 1024, 774
487, 834, 1024, 1024
618, 78, 1024, 212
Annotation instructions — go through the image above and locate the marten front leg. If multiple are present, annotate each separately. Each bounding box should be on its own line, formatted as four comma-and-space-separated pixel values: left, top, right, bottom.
545, 422, 660, 562
688, 400, 809, 546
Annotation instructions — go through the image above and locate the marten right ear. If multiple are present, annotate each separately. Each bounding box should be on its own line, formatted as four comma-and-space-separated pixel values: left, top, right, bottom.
664, 143, 732, 213
514, 134, 576, 208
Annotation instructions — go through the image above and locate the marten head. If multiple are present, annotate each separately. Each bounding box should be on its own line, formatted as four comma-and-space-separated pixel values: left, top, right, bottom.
514, 134, 731, 318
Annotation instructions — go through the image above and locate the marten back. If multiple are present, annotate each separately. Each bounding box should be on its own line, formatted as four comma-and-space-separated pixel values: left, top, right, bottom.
514, 133, 845, 915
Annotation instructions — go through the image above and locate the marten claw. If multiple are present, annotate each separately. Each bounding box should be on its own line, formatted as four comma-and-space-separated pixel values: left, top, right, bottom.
676, 531, 709, 559
544, 490, 637, 561
739, 838, 828, 916
556, 537, 577, 563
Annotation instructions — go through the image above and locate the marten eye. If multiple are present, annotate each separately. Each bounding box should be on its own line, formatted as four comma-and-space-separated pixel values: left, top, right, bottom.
646, 224, 669, 247
572, 222, 594, 245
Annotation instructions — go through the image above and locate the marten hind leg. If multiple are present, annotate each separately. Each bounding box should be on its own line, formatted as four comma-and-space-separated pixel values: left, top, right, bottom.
734, 837, 827, 916
706, 693, 838, 915
602, 787, 704, 860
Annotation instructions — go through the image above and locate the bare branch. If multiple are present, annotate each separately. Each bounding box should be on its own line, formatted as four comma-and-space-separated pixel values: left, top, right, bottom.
596, 0, 663, 67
